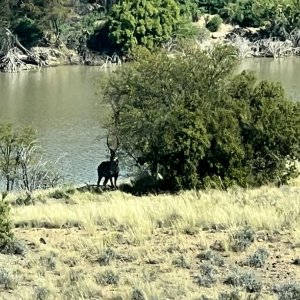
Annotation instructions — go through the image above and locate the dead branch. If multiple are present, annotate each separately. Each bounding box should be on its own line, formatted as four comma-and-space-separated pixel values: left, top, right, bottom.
0, 28, 48, 72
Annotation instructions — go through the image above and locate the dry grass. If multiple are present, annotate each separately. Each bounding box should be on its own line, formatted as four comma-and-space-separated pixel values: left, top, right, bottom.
10, 185, 300, 237
1, 181, 300, 299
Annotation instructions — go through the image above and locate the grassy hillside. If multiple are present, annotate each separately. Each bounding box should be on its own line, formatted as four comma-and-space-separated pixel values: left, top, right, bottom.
0, 177, 299, 299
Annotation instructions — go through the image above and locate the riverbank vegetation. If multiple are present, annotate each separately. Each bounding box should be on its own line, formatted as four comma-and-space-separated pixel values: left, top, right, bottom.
1, 0, 300, 71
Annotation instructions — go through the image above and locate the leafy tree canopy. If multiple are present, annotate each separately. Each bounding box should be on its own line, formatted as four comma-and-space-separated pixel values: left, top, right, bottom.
104, 45, 300, 191
108, 0, 181, 53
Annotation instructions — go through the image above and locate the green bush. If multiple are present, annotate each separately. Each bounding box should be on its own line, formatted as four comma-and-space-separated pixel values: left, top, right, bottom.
198, 0, 229, 14
206, 15, 223, 32
108, 0, 181, 53
104, 45, 300, 191
0, 199, 14, 254
12, 18, 43, 48
220, 0, 264, 27
174, 21, 210, 42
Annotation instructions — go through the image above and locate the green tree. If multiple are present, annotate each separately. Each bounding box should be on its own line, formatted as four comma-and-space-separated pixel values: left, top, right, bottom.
108, 0, 181, 53
12, 17, 43, 48
0, 0, 19, 27
19, 0, 71, 41
104, 45, 300, 191
178, 0, 199, 20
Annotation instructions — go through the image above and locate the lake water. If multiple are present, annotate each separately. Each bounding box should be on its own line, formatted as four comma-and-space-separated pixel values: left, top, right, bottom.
0, 58, 299, 187
239, 57, 300, 101
0, 66, 107, 186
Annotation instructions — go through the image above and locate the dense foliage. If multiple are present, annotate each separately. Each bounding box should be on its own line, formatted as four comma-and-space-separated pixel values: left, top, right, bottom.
108, 0, 181, 53
206, 15, 223, 32
12, 18, 43, 48
104, 45, 300, 190
200, 0, 300, 37
1, 0, 300, 53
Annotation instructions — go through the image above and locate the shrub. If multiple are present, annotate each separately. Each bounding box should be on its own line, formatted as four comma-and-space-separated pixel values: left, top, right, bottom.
172, 255, 191, 269
0, 268, 17, 290
48, 189, 70, 200
220, 0, 265, 27
218, 290, 240, 300
108, 0, 181, 53
12, 17, 43, 48
197, 263, 218, 287
69, 269, 85, 284
2, 239, 27, 256
97, 248, 116, 266
174, 20, 206, 40
274, 282, 300, 300
0, 124, 62, 192
218, 290, 260, 300
0, 200, 14, 254
197, 250, 224, 266
104, 45, 300, 191
224, 268, 262, 293
95, 270, 119, 286
200, 0, 229, 14
206, 15, 223, 32
34, 287, 50, 300
40, 252, 57, 271
131, 288, 146, 300
230, 228, 255, 252
245, 248, 269, 268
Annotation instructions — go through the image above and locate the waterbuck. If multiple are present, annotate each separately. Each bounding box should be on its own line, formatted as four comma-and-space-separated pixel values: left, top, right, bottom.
97, 135, 120, 188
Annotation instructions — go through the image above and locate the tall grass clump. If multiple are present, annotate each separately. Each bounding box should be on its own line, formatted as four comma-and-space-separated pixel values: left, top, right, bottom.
10, 184, 300, 243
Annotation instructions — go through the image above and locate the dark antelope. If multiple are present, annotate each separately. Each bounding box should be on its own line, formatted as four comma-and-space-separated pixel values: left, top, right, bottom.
97, 136, 120, 188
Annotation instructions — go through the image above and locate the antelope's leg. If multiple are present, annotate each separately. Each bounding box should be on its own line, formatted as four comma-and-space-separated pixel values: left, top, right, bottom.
103, 177, 109, 187
97, 176, 102, 187
109, 176, 114, 187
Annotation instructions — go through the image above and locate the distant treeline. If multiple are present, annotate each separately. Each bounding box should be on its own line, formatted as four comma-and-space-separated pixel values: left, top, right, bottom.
1, 0, 300, 56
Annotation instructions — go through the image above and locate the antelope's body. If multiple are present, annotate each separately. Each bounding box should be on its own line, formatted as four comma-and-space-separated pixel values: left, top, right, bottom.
97, 135, 120, 188
97, 159, 119, 187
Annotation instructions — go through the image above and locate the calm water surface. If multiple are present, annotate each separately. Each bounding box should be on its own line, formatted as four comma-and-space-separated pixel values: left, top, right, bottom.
0, 66, 107, 186
0, 58, 299, 187
239, 57, 300, 101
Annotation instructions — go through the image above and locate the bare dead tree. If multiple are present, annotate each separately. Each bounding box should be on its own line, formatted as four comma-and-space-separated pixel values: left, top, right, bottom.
97, 135, 120, 188
15, 144, 63, 191
231, 35, 254, 59
0, 28, 48, 72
